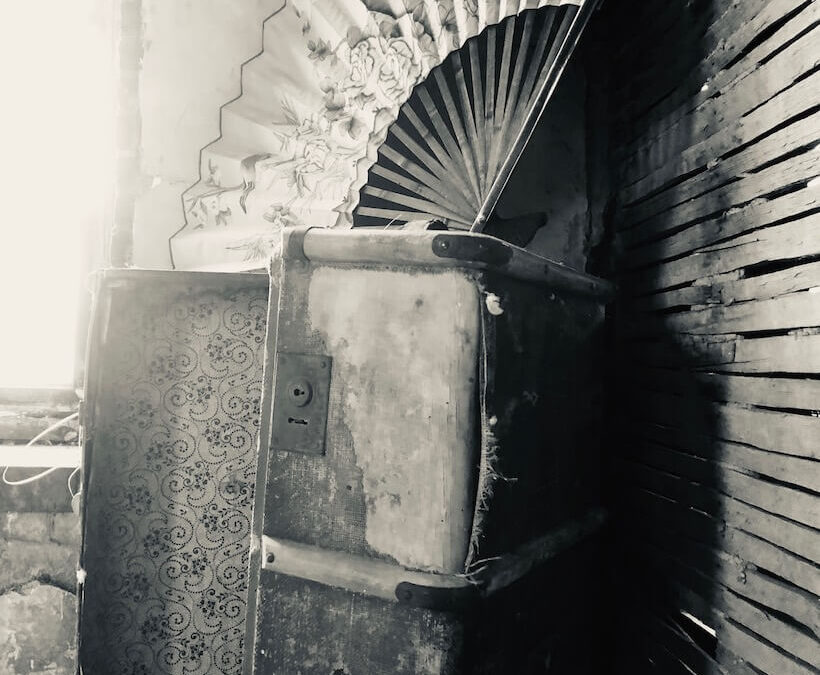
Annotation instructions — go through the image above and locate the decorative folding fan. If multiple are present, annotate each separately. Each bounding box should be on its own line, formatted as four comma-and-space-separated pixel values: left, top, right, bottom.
170, 0, 597, 271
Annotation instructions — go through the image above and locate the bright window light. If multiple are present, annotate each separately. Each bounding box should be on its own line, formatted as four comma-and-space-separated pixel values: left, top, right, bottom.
0, 1, 113, 388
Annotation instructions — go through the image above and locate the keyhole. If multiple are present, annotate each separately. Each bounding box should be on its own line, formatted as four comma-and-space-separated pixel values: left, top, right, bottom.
287, 379, 313, 407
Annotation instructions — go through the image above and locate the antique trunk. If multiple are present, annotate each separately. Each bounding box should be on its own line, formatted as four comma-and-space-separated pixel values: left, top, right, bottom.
77, 270, 269, 674
246, 227, 613, 674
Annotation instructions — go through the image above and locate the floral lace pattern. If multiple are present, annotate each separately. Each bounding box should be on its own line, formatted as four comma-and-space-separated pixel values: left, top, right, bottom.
81, 281, 267, 674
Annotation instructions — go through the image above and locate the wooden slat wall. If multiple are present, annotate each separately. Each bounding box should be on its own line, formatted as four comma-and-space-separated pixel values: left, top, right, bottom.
605, 0, 820, 673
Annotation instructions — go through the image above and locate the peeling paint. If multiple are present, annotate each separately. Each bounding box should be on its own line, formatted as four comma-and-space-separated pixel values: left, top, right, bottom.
307, 267, 479, 573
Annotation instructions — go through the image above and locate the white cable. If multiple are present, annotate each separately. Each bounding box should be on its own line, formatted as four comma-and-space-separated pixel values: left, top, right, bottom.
2, 411, 80, 486
68, 465, 82, 498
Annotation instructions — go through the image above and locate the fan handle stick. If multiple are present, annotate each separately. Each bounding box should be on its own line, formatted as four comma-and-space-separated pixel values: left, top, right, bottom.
471, 0, 603, 233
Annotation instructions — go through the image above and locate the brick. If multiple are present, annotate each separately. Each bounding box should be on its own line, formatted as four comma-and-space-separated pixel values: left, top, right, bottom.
0, 539, 76, 592
0, 582, 76, 674
1, 512, 49, 543
50, 513, 81, 546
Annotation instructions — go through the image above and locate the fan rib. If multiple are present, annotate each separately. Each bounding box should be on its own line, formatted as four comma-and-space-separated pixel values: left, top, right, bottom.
499, 8, 554, 166
431, 69, 482, 203
356, 206, 470, 227
351, 2, 596, 232
371, 163, 473, 216
452, 50, 483, 202
527, 9, 575, 109
391, 126, 456, 190
378, 144, 472, 212
362, 186, 472, 225
517, 9, 558, 111
486, 15, 517, 186
468, 39, 488, 197
474, 2, 596, 231
405, 92, 478, 206
488, 10, 535, 191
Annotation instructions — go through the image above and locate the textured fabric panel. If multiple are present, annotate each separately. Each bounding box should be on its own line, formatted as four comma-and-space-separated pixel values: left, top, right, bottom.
80, 278, 268, 675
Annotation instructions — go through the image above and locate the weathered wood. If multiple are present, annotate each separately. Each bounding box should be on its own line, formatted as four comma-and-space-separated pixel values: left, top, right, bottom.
623, 71, 820, 206
627, 290, 820, 337
645, 551, 820, 670
728, 332, 820, 374
620, 453, 819, 562
612, 0, 781, 122
641, 610, 729, 675
625, 187, 818, 270
631, 368, 820, 411
623, 111, 820, 228
625, 500, 820, 637
625, 435, 820, 520
630, 422, 820, 493
623, 213, 820, 293
611, 2, 820, 671
620, 145, 820, 250
628, 389, 820, 459
0, 411, 79, 443
630, 262, 820, 313
619, 3, 820, 181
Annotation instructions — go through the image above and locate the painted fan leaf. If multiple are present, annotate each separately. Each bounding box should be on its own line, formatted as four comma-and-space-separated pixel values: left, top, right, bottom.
170, 0, 594, 271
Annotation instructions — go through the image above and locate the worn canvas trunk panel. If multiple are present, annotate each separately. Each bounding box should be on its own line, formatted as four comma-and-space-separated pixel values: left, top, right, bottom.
247, 229, 611, 674
78, 271, 269, 675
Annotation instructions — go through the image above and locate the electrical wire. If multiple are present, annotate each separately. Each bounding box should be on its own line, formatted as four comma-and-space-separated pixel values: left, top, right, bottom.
2, 411, 80, 486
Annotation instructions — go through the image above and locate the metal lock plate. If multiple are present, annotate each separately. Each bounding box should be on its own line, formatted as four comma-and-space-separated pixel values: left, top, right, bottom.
270, 352, 332, 455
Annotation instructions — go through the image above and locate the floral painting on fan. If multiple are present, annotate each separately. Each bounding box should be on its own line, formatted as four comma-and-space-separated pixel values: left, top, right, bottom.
170, 0, 576, 270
